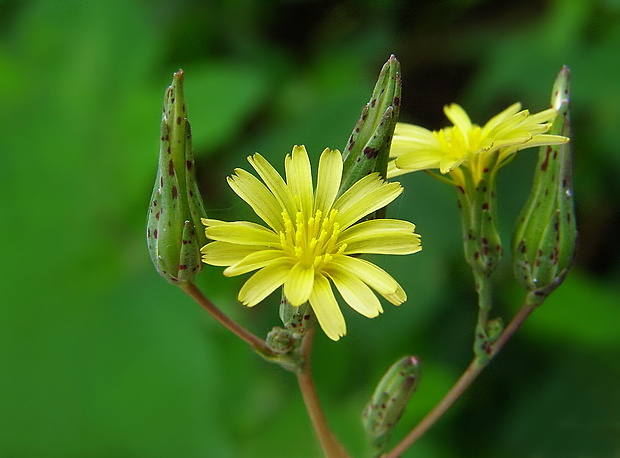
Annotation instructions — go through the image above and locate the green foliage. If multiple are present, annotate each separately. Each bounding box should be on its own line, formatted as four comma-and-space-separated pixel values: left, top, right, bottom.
2, 0, 619, 456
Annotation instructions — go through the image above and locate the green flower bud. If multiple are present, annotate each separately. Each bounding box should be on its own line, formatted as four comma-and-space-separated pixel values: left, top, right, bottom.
279, 294, 315, 339
458, 169, 503, 276
340, 55, 401, 195
362, 356, 421, 455
512, 66, 576, 299
147, 70, 208, 284
486, 317, 504, 343
265, 327, 296, 355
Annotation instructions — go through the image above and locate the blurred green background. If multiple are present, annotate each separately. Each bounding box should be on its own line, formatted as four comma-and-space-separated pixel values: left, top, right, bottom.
2, 0, 619, 456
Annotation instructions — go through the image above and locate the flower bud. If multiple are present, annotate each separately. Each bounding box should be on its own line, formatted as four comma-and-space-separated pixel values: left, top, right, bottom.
362, 356, 421, 453
279, 295, 315, 339
265, 327, 296, 355
147, 70, 208, 284
458, 171, 503, 276
340, 55, 401, 195
512, 66, 577, 298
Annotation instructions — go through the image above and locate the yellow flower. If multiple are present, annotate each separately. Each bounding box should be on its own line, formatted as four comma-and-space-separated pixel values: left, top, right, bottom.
201, 145, 421, 341
388, 103, 569, 186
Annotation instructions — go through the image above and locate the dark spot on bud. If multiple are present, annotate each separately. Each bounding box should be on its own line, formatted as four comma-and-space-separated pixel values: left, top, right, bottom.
186, 160, 193, 170
189, 190, 194, 197
393, 96, 400, 106
371, 99, 376, 107
172, 186, 178, 199
481, 237, 488, 245
171, 98, 175, 103
155, 210, 160, 220
153, 229, 158, 238
168, 159, 175, 176
179, 264, 188, 270
474, 252, 480, 260
160, 177, 164, 187
541, 146, 552, 171
152, 200, 158, 207
355, 127, 360, 133
520, 242, 527, 253
182, 239, 190, 245
457, 186, 465, 195
356, 157, 361, 163
363, 146, 378, 158
304, 314, 311, 321
147, 228, 151, 237
483, 167, 489, 173
176, 116, 182, 125
482, 202, 489, 211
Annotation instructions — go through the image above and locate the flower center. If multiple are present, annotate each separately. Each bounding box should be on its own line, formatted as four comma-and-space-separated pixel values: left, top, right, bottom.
279, 208, 346, 270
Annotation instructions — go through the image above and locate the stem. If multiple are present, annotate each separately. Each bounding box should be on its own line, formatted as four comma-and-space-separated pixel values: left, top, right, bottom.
473, 269, 493, 360
179, 282, 272, 356
383, 298, 538, 458
296, 330, 350, 458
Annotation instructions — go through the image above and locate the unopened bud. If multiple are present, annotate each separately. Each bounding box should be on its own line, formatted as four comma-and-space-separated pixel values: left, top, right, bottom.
340, 55, 401, 196
362, 356, 421, 452
279, 294, 315, 339
512, 66, 577, 298
147, 70, 208, 284
266, 327, 296, 355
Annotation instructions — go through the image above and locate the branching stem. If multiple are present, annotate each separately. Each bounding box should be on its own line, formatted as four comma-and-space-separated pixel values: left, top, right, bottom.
383, 297, 538, 458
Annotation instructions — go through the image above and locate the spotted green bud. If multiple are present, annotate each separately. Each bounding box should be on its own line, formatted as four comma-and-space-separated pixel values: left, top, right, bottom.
362, 356, 421, 455
340, 55, 401, 195
147, 70, 208, 284
266, 327, 296, 354
458, 169, 503, 276
513, 66, 576, 299
279, 294, 315, 339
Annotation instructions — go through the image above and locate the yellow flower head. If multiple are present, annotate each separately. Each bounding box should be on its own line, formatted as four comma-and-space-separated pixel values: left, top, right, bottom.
201, 145, 421, 341
388, 103, 569, 186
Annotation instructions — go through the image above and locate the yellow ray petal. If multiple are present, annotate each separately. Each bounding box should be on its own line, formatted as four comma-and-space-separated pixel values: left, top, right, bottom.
308, 275, 346, 341
238, 259, 292, 307
327, 269, 383, 318
314, 148, 342, 215
201, 241, 261, 266
284, 262, 315, 306
285, 145, 314, 218
227, 169, 284, 232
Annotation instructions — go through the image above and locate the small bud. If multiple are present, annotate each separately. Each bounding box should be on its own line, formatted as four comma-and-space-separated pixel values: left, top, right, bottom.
486, 317, 504, 343
266, 327, 296, 355
362, 356, 421, 454
147, 70, 208, 284
279, 294, 315, 339
512, 66, 577, 298
340, 55, 401, 195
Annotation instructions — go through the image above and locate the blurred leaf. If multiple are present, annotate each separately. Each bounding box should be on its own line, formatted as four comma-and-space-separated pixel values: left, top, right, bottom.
184, 62, 269, 152
521, 270, 620, 347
